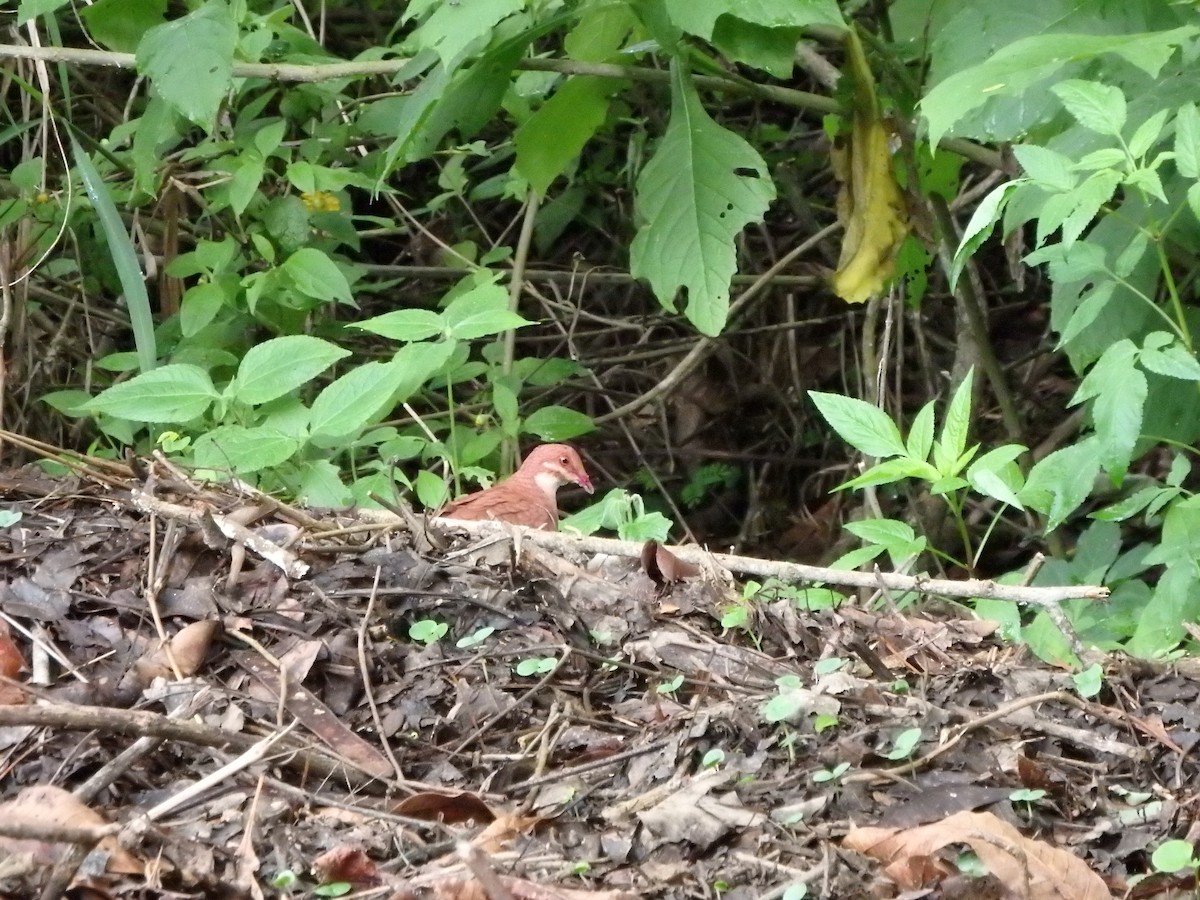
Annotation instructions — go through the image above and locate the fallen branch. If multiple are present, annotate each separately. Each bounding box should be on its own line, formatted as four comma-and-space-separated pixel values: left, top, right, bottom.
425, 517, 1108, 608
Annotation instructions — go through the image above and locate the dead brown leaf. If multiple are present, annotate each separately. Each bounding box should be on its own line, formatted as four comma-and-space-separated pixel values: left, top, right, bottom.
843, 809, 1108, 899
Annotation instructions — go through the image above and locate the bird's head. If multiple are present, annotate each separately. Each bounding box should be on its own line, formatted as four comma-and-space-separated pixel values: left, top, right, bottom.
521, 444, 594, 495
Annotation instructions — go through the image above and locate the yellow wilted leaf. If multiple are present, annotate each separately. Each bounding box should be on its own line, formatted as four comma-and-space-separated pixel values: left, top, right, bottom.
830, 30, 909, 304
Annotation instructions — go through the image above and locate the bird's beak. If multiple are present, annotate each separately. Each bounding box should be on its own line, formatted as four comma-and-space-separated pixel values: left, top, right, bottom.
577, 475, 594, 494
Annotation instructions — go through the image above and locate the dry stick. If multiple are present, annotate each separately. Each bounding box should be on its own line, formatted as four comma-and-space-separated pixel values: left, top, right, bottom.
358, 565, 406, 784
595, 222, 840, 426
451, 647, 573, 755
457, 841, 516, 900
429, 517, 1107, 606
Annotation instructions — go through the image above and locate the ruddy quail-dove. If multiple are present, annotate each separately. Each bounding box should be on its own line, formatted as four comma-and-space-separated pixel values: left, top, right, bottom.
436, 444, 593, 530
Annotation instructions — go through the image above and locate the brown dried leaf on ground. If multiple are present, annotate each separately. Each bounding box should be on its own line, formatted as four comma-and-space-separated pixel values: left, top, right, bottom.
313, 844, 381, 887
843, 809, 1109, 899
133, 618, 222, 684
0, 785, 143, 880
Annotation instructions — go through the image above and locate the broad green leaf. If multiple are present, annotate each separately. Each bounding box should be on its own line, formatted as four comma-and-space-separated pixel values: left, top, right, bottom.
1113, 232, 1149, 277
1188, 183, 1200, 224
1140, 344, 1200, 381
618, 511, 673, 542
1073, 148, 1126, 171
1175, 103, 1200, 178
136, 0, 238, 127
1050, 80, 1126, 137
629, 61, 776, 336
710, 19, 804, 78
283, 247, 353, 303
663, 0, 845, 39
1073, 339, 1137, 403
416, 468, 450, 511
969, 468, 1024, 509
192, 425, 299, 474
1058, 282, 1117, 347
443, 282, 532, 340
353, 309, 444, 342
808, 391, 905, 458
309, 359, 411, 441
1060, 171, 1120, 249
920, 28, 1196, 148
391, 340, 458, 403
1019, 437, 1101, 530
17, 0, 68, 23
522, 406, 596, 441
80, 0, 166, 53
289, 458, 352, 507
407, 0, 522, 67
180, 281, 227, 337
86, 364, 217, 422
844, 518, 915, 547
491, 376, 520, 431
1126, 562, 1197, 658
232, 336, 350, 407
73, 139, 158, 374
1094, 366, 1147, 483
1143, 496, 1200, 567
516, 76, 617, 197
1012, 145, 1076, 191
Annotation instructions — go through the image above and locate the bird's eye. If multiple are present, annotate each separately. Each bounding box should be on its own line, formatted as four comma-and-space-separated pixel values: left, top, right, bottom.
560, 456, 569, 465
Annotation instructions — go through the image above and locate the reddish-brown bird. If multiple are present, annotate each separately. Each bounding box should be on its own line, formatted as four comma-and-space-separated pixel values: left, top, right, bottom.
436, 444, 594, 530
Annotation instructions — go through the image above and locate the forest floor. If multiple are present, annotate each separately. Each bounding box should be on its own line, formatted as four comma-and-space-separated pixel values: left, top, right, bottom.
0, 464, 1197, 900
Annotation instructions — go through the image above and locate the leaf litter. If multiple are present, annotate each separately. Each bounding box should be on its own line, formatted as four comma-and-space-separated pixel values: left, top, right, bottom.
0, 465, 1196, 899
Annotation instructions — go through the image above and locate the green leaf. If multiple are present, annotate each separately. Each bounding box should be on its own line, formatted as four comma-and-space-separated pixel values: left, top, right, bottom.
839, 457, 940, 491
1126, 562, 1196, 658
86, 364, 217, 422
1013, 145, 1076, 191
390, 340, 458, 403
1175, 103, 1200, 179
516, 76, 617, 197
1058, 282, 1116, 347
442, 282, 532, 339
80, 0, 166, 53
407, 0, 522, 67
232, 336, 350, 407
135, 0, 238, 127
283, 247, 353, 303
663, 0, 845, 39
353, 308, 444, 342
844, 517, 915, 547
309, 359, 411, 441
950, 180, 1020, 289
1128, 108, 1169, 160
1019, 438, 1101, 530
1140, 344, 1200, 381
180, 281, 227, 338
192, 425, 300, 474
808, 391, 906, 458
72, 138, 158, 374
629, 61, 776, 336
522, 406, 596, 441
1050, 80, 1126, 137
920, 28, 1197, 148
933, 370, 973, 475
905, 400, 935, 463
17, 0, 68, 23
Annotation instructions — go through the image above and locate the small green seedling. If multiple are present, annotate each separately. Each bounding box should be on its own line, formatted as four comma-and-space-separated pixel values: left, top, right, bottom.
409, 619, 449, 645
883, 727, 922, 760
1152, 839, 1199, 874
456, 626, 495, 649
657, 674, 685, 695
701, 748, 726, 770
515, 655, 559, 676
812, 761, 850, 784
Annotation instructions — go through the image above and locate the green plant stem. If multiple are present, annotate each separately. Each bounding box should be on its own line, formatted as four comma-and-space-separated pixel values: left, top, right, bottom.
1156, 241, 1192, 351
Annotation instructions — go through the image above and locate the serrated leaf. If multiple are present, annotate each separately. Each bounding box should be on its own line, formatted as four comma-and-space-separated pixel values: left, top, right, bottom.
906, 401, 935, 463
135, 0, 237, 127
1058, 282, 1116, 347
950, 180, 1020, 289
86, 364, 217, 422
309, 359, 410, 441
1139, 344, 1200, 381
838, 457, 941, 491
663, 0, 845, 40
283, 247, 353, 303
920, 28, 1196, 149
442, 282, 533, 339
1187, 183, 1200, 224
352, 308, 444, 342
1051, 80, 1126, 136
1018, 438, 1101, 530
180, 281, 226, 337
1073, 148, 1127, 171
408, 0, 522, 67
192, 425, 299, 474
809, 391, 906, 458
1093, 365, 1146, 483
843, 518, 915, 546
1175, 103, 1200, 178
1013, 144, 1077, 191
629, 61, 775, 336
232, 336, 350, 407
935, 370, 974, 474
522, 406, 595, 441
1128, 108, 1169, 159
969, 468, 1024, 509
